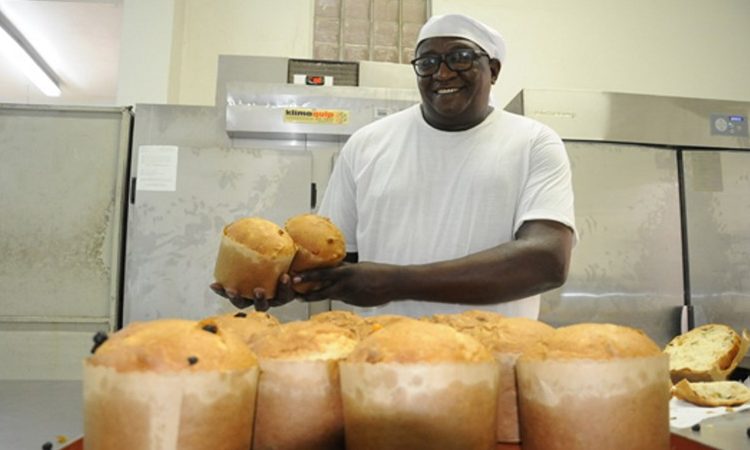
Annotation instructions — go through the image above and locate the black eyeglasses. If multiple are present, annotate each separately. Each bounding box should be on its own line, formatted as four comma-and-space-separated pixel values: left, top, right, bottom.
410, 49, 490, 77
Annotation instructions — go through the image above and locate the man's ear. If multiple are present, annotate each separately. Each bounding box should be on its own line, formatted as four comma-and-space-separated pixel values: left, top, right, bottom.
490, 59, 501, 84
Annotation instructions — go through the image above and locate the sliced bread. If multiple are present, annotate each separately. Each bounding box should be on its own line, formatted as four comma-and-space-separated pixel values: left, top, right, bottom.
664, 324, 745, 383
672, 379, 750, 407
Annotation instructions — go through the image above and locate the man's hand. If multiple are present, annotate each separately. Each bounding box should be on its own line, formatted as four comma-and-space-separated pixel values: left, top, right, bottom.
210, 274, 296, 311
295, 262, 395, 308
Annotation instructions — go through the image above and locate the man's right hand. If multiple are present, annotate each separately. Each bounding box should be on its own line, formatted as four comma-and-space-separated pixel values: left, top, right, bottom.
210, 274, 296, 311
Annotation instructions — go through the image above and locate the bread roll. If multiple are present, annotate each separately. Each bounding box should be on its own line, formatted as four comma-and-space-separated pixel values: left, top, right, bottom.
285, 214, 346, 293
84, 319, 259, 450
213, 217, 296, 299
516, 323, 671, 450
673, 379, 750, 407
341, 320, 498, 450
250, 321, 358, 450
664, 323, 750, 383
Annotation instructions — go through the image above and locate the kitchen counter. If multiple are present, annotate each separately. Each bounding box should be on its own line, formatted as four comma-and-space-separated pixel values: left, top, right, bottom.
2, 380, 747, 450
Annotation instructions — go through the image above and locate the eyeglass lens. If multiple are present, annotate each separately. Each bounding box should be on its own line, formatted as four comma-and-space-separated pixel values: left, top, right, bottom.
413, 50, 480, 76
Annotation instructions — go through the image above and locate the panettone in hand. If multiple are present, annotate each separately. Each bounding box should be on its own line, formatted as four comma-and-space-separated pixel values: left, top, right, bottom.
213, 217, 296, 300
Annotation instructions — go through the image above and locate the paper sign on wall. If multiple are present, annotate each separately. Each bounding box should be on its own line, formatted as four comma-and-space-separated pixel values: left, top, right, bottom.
136, 145, 178, 191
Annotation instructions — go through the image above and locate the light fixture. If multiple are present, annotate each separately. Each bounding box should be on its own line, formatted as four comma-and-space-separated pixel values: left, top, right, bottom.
0, 9, 60, 97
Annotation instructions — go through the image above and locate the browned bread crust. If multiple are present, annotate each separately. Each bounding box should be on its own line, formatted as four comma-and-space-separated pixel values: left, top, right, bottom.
88, 319, 257, 372
250, 320, 358, 361
346, 319, 493, 363
201, 311, 280, 345
521, 323, 661, 361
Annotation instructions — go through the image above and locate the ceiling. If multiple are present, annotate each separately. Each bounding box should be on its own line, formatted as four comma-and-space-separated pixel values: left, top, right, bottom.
0, 0, 122, 106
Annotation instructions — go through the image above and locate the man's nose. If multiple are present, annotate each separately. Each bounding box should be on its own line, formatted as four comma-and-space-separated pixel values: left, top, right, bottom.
434, 60, 456, 79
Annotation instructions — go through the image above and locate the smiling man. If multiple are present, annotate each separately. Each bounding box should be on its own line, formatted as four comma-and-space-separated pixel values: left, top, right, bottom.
216, 14, 577, 318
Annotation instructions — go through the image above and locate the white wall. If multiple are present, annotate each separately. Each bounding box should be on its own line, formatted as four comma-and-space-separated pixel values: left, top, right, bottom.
117, 0, 750, 107
172, 0, 314, 105
433, 0, 750, 106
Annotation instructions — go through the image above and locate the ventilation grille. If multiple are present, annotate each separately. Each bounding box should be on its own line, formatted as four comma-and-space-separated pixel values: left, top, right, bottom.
287, 59, 359, 86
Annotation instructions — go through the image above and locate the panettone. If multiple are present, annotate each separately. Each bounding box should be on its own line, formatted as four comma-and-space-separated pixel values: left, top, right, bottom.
341, 320, 498, 450
249, 321, 358, 450
423, 312, 552, 443
516, 323, 671, 450
285, 214, 346, 293
84, 319, 259, 450
213, 217, 296, 299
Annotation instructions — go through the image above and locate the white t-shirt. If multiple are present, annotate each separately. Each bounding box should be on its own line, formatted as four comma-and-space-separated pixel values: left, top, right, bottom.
318, 104, 576, 319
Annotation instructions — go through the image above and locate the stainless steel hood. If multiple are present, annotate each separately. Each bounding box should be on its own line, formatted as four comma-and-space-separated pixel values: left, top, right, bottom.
225, 81, 420, 140
505, 89, 750, 149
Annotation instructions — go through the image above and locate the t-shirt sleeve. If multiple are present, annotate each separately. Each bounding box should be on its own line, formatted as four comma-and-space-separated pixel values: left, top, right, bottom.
317, 142, 359, 253
514, 125, 577, 242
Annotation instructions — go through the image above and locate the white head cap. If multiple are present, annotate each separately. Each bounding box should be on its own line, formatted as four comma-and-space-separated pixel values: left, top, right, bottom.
416, 14, 506, 63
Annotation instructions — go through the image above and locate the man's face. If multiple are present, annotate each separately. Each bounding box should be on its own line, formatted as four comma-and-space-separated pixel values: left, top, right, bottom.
414, 37, 500, 131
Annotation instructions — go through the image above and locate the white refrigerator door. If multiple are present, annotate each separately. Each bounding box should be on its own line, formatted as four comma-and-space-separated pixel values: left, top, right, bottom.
124, 105, 313, 324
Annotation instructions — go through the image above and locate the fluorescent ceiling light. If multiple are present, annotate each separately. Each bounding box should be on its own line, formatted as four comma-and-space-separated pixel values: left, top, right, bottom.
0, 10, 60, 97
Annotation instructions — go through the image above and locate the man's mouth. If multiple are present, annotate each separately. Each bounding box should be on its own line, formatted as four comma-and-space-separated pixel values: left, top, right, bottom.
435, 87, 461, 95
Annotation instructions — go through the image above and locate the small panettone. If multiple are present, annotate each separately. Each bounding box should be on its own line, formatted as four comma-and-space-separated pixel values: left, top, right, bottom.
249, 321, 358, 450
341, 320, 499, 450
213, 217, 296, 299
84, 319, 259, 450
285, 214, 346, 293
200, 311, 280, 345
516, 323, 671, 450
664, 323, 749, 383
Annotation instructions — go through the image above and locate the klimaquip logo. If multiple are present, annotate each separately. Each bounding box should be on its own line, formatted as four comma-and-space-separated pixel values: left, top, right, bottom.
283, 108, 349, 125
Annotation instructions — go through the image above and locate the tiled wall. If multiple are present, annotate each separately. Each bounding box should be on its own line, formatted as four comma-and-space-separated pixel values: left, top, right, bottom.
314, 0, 428, 63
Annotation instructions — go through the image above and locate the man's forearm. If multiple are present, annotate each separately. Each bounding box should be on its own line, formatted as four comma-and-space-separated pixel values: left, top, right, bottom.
386, 221, 573, 305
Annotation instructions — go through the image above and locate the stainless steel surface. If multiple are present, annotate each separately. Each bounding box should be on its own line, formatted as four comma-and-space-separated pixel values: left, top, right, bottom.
0, 380, 82, 450
0, 104, 130, 379
672, 409, 750, 450
123, 104, 314, 324
225, 81, 419, 139
509, 90, 750, 348
540, 142, 684, 346
506, 89, 750, 150
683, 150, 750, 357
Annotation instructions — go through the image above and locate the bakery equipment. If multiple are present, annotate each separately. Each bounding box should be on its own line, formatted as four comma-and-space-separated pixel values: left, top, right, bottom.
506, 89, 750, 350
